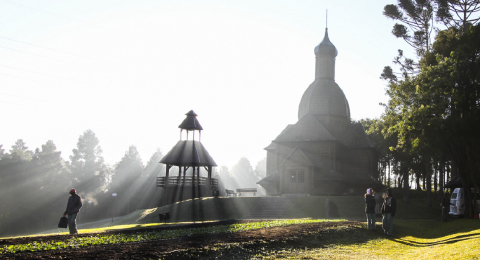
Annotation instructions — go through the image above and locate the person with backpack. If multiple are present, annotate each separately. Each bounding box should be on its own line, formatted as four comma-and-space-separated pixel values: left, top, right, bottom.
63, 188, 83, 235
365, 188, 376, 230
381, 188, 396, 236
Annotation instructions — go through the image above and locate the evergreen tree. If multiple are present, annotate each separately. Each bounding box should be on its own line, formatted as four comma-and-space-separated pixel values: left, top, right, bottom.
139, 149, 164, 209
30, 140, 69, 231
0, 144, 5, 158
254, 158, 266, 180
9, 139, 34, 161
381, 23, 480, 214
436, 0, 480, 29
69, 130, 108, 194
231, 157, 259, 189
0, 140, 35, 235
110, 145, 144, 215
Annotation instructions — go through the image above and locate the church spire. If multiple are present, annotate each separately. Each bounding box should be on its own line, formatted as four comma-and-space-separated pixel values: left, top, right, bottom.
314, 27, 337, 80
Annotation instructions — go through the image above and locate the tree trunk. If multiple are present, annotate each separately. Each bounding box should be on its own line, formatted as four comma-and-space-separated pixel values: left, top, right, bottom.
447, 160, 451, 183
402, 162, 410, 203
426, 161, 432, 207
439, 156, 445, 198
423, 174, 426, 190
388, 160, 391, 187
416, 174, 421, 191
463, 178, 473, 218
434, 166, 438, 200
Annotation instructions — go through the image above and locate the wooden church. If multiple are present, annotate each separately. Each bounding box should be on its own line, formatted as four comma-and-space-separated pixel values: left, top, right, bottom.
258, 28, 382, 196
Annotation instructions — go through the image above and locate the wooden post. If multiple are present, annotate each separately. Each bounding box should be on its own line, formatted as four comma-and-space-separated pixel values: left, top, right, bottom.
166, 165, 171, 179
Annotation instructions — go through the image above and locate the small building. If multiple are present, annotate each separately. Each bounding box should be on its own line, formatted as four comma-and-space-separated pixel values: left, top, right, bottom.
258, 28, 382, 196
157, 110, 218, 205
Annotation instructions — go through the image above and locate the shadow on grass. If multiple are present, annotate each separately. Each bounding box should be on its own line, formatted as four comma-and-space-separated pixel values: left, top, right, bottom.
162, 219, 480, 259
376, 218, 480, 249
393, 232, 480, 247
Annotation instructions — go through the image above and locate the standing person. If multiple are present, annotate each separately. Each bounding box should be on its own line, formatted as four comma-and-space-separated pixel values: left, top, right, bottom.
441, 191, 451, 222
63, 188, 83, 235
365, 188, 376, 230
381, 188, 396, 236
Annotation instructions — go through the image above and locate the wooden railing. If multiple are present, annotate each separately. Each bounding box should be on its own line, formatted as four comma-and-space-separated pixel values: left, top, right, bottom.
157, 176, 218, 189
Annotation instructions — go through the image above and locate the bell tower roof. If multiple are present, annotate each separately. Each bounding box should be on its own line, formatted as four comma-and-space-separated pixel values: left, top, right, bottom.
178, 110, 203, 131
314, 29, 337, 57
298, 28, 350, 121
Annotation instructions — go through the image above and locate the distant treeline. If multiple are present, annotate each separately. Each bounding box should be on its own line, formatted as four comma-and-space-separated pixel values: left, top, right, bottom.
0, 129, 265, 237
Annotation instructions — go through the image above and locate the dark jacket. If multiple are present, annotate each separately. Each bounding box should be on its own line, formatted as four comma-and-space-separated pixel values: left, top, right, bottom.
365, 194, 376, 213
381, 196, 396, 217
442, 195, 451, 207
64, 194, 83, 215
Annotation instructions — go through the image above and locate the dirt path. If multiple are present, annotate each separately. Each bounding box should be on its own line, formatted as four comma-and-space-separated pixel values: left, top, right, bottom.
1, 220, 360, 259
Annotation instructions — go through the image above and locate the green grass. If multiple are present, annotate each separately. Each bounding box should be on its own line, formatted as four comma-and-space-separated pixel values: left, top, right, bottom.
0, 219, 345, 255
296, 219, 480, 259
165, 219, 480, 259
1, 194, 478, 259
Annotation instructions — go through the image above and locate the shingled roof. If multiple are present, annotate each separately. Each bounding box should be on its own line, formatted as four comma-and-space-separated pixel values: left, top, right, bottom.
160, 140, 217, 166
178, 110, 203, 131
273, 114, 336, 142
339, 123, 374, 148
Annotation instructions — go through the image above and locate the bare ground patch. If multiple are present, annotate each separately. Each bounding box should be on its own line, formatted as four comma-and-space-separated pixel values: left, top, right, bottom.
1, 220, 360, 259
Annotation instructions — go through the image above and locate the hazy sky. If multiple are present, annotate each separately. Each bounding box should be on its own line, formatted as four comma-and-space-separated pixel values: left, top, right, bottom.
1, 0, 412, 168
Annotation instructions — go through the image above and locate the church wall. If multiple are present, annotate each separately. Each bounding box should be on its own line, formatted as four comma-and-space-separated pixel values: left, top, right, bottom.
311, 181, 344, 195
299, 142, 334, 169
342, 148, 375, 178
334, 143, 348, 175
297, 141, 333, 154
266, 150, 277, 176
280, 162, 313, 194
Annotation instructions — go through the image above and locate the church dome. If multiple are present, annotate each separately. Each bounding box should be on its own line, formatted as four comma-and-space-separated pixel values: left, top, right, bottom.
298, 79, 350, 120
299, 28, 348, 120
314, 29, 337, 57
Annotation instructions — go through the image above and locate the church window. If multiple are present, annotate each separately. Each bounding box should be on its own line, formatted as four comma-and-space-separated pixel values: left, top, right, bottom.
289, 169, 305, 182
298, 171, 305, 182
289, 170, 296, 182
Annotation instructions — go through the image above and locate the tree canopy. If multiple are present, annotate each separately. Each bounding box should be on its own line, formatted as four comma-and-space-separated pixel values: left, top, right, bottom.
378, 0, 480, 215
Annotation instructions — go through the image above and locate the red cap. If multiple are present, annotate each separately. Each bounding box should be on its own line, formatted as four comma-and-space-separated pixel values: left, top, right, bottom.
69, 188, 76, 194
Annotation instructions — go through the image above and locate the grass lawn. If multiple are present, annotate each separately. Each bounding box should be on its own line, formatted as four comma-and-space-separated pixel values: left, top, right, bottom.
5, 218, 479, 259
235, 219, 480, 259
4, 192, 478, 259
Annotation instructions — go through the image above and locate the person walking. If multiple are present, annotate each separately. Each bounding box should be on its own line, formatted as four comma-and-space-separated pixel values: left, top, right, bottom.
365, 188, 376, 230
381, 188, 396, 236
441, 191, 451, 222
63, 188, 83, 235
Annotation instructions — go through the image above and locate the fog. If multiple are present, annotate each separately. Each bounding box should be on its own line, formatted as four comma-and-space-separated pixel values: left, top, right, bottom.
0, 0, 400, 237
0, 133, 265, 237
